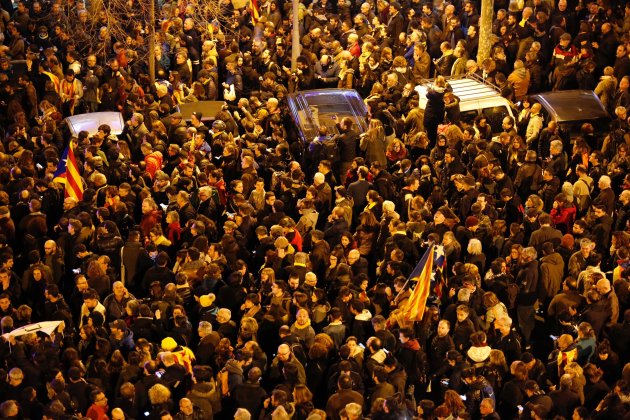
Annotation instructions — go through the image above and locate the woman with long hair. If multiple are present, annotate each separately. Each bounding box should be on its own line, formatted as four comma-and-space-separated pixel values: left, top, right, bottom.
86, 259, 111, 300
360, 118, 387, 165
357, 60, 379, 98
442, 231, 462, 270
567, 138, 591, 183
466, 238, 487, 275
364, 190, 383, 220
565, 362, 587, 404
293, 384, 315, 420
508, 135, 528, 178
480, 292, 508, 332
355, 210, 380, 262
385, 138, 408, 168
443, 390, 468, 419
481, 349, 508, 394
337, 59, 355, 89
78, 325, 98, 360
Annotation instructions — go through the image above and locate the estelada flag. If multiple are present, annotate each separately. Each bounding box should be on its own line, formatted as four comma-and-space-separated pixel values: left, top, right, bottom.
53, 144, 84, 201
401, 244, 435, 321
250, 0, 261, 24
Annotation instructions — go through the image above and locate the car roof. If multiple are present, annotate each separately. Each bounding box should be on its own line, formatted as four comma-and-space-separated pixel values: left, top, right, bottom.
530, 90, 610, 122
415, 75, 507, 108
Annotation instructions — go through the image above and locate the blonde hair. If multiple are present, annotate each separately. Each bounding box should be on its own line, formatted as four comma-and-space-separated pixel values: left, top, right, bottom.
148, 383, 171, 405
261, 267, 276, 282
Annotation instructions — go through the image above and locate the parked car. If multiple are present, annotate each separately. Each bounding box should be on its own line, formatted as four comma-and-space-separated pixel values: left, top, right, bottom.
287, 89, 369, 143
65, 112, 125, 137
529, 90, 611, 140
415, 75, 516, 134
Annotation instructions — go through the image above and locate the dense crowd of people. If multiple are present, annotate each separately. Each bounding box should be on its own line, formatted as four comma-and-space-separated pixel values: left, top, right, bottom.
0, 0, 629, 419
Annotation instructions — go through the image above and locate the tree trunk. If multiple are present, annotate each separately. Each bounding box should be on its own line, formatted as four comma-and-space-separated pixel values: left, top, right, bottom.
148, 0, 156, 84
478, 0, 494, 65
291, 0, 300, 71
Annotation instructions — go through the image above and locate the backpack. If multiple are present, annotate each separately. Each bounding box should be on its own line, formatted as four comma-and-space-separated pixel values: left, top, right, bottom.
106, 160, 128, 184
290, 342, 308, 367
321, 136, 340, 163
574, 178, 592, 213
217, 368, 230, 397
376, 175, 398, 202
506, 281, 520, 310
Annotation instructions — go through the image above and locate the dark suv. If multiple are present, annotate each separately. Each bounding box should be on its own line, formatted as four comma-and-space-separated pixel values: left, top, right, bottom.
530, 90, 611, 140
286, 89, 369, 143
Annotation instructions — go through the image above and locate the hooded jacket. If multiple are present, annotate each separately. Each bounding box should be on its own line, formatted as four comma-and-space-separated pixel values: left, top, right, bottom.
223, 359, 244, 394
187, 381, 220, 418
397, 339, 427, 383
540, 252, 565, 299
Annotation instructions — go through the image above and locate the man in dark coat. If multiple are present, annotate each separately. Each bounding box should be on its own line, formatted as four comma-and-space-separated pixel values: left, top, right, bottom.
516, 247, 539, 347
386, 2, 405, 49
232, 367, 268, 419
325, 374, 364, 420
336, 117, 360, 184
423, 76, 447, 144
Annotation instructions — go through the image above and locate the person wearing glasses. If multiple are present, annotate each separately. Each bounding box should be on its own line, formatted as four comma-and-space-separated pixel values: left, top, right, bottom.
86, 389, 108, 420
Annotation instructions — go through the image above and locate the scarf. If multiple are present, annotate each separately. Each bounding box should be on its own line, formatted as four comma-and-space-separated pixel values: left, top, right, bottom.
294, 318, 312, 330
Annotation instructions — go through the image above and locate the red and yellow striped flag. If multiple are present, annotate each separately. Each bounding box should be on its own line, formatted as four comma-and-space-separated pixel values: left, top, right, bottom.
53, 144, 84, 201
401, 245, 435, 321
251, 0, 260, 24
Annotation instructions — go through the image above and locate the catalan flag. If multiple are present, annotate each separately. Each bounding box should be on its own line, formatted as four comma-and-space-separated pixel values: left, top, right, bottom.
250, 0, 260, 24
53, 145, 84, 201
401, 244, 435, 321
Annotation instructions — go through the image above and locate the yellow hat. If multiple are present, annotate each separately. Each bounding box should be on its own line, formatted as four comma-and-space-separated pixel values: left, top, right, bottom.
161, 337, 178, 351
200, 293, 216, 308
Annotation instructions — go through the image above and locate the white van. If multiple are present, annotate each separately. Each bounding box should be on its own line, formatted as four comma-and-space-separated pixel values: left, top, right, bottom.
415, 75, 516, 134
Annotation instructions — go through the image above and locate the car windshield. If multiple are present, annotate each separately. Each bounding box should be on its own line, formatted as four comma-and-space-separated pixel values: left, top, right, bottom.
287, 89, 368, 142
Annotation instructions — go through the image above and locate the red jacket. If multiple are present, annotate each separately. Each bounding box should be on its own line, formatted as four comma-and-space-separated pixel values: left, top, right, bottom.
145, 151, 163, 179
86, 404, 109, 420
140, 209, 162, 239
551, 205, 576, 234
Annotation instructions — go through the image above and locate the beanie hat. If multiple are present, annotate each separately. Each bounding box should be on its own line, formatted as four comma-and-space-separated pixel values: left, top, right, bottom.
161, 337, 178, 351
465, 216, 479, 228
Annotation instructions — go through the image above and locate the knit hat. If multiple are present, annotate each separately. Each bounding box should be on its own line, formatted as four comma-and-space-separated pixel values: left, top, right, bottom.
161, 337, 178, 351
465, 216, 479, 228
200, 293, 216, 308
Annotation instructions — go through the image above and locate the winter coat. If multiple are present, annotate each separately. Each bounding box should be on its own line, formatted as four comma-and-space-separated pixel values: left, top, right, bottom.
397, 339, 428, 383
423, 86, 446, 123
232, 381, 267, 419
540, 252, 565, 299
296, 208, 319, 238
94, 233, 124, 267
594, 75, 617, 113
508, 67, 531, 100
516, 259, 539, 306
550, 205, 576, 233
187, 381, 220, 419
